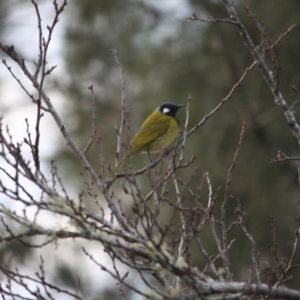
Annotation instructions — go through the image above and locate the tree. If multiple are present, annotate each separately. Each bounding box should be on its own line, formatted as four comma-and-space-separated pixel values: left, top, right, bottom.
1, 0, 300, 299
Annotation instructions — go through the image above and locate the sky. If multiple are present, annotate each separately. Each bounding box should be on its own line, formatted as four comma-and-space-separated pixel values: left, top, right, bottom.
1, 0, 65, 157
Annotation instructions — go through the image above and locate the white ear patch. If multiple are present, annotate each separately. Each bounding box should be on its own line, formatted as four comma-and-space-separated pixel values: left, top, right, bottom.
162, 107, 170, 114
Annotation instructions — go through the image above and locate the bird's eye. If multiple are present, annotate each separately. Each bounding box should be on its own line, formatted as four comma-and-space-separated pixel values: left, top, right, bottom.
162, 107, 170, 114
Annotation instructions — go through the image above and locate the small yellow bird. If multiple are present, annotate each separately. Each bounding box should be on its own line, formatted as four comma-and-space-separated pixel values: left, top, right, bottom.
109, 102, 184, 177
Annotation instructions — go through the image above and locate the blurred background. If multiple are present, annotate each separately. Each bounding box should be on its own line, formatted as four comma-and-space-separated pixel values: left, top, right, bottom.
1, 0, 300, 298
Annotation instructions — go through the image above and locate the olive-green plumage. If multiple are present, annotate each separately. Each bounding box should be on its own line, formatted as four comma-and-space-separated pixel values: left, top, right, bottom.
109, 102, 184, 178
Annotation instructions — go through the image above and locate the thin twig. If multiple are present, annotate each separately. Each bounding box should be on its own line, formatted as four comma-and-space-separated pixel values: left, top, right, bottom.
179, 94, 191, 164
236, 200, 261, 284
110, 49, 126, 165
83, 85, 97, 153
221, 122, 247, 281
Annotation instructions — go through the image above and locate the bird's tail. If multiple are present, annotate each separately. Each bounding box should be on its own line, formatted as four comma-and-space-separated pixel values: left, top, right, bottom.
108, 154, 130, 179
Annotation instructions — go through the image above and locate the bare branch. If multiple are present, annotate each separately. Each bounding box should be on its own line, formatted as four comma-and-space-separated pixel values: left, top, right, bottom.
220, 0, 300, 143
83, 85, 97, 153
110, 49, 127, 166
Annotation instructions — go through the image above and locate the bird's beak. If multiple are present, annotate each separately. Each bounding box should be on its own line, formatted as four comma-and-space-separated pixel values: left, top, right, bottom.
178, 104, 185, 108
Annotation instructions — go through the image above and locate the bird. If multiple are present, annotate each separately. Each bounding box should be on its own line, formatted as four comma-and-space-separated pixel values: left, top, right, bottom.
109, 102, 184, 178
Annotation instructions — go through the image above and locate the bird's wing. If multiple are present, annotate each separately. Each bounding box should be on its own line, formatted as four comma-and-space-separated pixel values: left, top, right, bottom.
129, 121, 170, 154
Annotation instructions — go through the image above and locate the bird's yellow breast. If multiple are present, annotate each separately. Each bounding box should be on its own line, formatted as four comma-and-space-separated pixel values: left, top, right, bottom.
129, 110, 180, 154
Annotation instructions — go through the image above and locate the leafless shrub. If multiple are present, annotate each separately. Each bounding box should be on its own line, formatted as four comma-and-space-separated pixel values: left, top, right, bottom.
0, 1, 300, 299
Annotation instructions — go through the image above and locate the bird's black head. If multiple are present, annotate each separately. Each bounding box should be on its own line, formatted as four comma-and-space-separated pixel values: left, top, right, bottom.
157, 102, 184, 117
